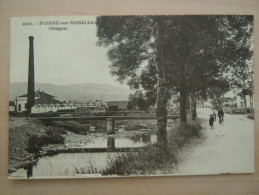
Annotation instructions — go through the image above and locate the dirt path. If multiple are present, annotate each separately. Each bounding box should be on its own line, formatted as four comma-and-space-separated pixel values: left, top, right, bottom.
174, 108, 254, 175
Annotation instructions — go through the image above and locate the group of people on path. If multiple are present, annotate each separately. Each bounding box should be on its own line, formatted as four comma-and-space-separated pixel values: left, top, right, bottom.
209, 108, 224, 130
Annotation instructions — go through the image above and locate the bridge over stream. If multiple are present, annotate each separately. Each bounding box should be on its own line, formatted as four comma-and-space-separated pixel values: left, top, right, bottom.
36, 115, 180, 134
35, 115, 180, 160
17, 115, 180, 178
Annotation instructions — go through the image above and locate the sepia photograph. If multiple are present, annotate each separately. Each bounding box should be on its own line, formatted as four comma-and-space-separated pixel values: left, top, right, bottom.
8, 15, 254, 179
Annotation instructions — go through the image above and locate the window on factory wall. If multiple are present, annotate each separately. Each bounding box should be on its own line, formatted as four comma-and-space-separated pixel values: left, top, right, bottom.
18, 104, 21, 111
25, 103, 27, 109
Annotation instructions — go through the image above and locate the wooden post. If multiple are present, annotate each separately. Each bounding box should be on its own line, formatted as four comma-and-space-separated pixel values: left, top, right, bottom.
107, 118, 115, 134
25, 164, 33, 178
107, 136, 115, 152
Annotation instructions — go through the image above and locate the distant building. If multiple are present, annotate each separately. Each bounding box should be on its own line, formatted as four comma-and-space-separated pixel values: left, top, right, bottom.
223, 89, 253, 109
13, 89, 114, 114
15, 89, 61, 113
204, 98, 213, 108
196, 98, 205, 108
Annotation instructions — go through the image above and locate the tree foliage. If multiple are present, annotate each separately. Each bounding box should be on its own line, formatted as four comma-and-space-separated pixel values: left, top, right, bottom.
127, 90, 149, 111
96, 15, 254, 145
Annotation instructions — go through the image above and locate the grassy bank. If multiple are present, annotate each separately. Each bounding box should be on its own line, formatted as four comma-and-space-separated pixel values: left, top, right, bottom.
100, 119, 202, 176
102, 145, 178, 175
8, 117, 66, 172
115, 119, 157, 132
48, 121, 106, 134
247, 113, 254, 120
168, 120, 202, 148
27, 128, 66, 154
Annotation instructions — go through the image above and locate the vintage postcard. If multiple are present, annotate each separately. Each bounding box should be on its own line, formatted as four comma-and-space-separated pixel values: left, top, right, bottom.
8, 16, 254, 179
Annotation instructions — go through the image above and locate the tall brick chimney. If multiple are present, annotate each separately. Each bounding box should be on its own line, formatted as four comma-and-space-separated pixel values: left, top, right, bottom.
27, 36, 35, 117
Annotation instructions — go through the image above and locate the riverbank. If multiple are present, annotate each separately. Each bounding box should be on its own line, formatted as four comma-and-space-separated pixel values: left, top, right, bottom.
8, 117, 47, 172
97, 118, 202, 176
8, 116, 159, 173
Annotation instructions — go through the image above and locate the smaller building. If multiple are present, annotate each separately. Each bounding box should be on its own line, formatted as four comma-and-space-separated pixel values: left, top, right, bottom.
196, 98, 205, 108
15, 89, 61, 113
204, 98, 213, 108
223, 89, 253, 109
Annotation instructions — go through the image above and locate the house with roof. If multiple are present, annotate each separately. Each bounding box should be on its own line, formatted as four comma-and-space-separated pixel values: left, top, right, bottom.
223, 89, 253, 109
15, 89, 61, 113
203, 98, 213, 108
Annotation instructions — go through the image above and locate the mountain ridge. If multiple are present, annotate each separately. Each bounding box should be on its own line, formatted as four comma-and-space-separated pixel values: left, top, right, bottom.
9, 82, 132, 102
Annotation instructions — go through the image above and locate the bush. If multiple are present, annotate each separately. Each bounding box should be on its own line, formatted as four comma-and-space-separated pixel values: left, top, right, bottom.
232, 108, 247, 114
102, 145, 177, 175
168, 120, 202, 148
51, 121, 91, 134
46, 128, 67, 136
117, 120, 156, 131
125, 123, 148, 131
247, 113, 254, 120
27, 133, 65, 154
27, 135, 42, 154
224, 108, 233, 114
127, 133, 142, 143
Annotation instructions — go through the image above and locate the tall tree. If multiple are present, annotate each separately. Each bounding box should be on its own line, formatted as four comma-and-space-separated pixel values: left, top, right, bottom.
167, 16, 253, 123
96, 16, 171, 146
96, 15, 253, 145
220, 16, 254, 112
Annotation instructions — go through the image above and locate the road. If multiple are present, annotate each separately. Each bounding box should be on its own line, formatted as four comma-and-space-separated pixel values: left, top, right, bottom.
174, 108, 254, 175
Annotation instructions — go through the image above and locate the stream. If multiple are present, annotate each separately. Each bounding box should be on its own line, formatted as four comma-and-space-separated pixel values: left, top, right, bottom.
9, 133, 157, 179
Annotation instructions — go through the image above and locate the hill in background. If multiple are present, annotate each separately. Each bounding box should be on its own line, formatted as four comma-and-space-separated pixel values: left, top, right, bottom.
9, 82, 132, 102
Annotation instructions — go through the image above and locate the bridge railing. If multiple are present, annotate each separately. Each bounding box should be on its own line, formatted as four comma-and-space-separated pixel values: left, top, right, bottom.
37, 115, 180, 134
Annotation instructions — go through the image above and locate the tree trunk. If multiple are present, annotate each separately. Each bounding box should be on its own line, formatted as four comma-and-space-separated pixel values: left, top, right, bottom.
189, 96, 192, 111
251, 81, 254, 114
156, 84, 168, 145
194, 92, 197, 117
250, 94, 254, 114
243, 93, 247, 114
155, 19, 168, 146
180, 80, 187, 130
190, 92, 197, 120
179, 34, 188, 130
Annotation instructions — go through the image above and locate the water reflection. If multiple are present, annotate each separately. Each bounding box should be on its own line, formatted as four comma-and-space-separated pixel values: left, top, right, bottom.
107, 136, 115, 152
9, 133, 157, 178
68, 133, 156, 149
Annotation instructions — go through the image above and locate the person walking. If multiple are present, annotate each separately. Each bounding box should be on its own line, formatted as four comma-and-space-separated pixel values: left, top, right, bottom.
218, 108, 224, 124
213, 110, 216, 121
220, 108, 224, 124
218, 109, 222, 124
209, 114, 215, 130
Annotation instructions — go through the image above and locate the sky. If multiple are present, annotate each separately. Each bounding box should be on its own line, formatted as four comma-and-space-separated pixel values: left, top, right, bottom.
10, 16, 128, 88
